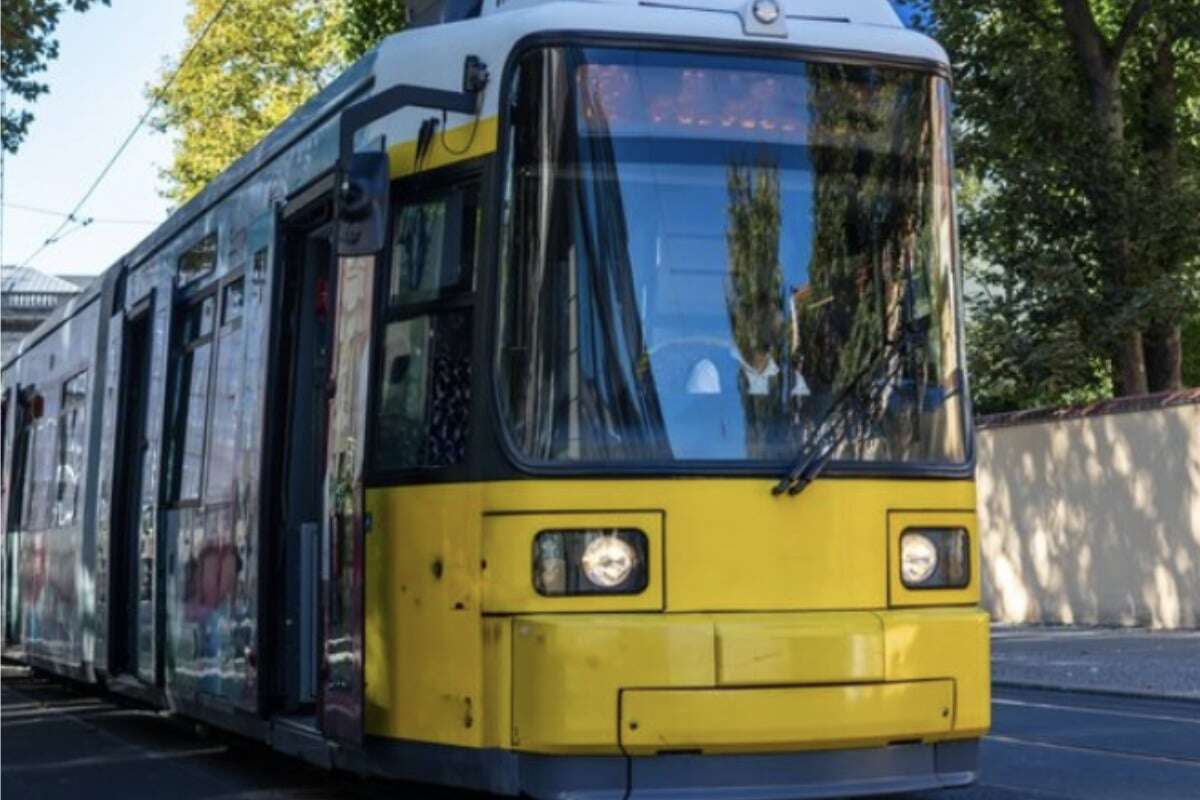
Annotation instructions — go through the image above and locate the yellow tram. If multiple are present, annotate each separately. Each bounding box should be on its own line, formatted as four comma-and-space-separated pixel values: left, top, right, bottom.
2, 0, 989, 796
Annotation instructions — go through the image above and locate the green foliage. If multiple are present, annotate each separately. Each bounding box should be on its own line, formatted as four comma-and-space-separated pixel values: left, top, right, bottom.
1183, 311, 1200, 387
1, 0, 110, 153
914, 0, 1200, 410
725, 162, 784, 366
340, 0, 407, 61
151, 0, 407, 205
725, 161, 784, 457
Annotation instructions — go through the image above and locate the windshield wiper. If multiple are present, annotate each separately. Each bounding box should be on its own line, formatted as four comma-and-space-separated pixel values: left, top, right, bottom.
772, 320, 927, 497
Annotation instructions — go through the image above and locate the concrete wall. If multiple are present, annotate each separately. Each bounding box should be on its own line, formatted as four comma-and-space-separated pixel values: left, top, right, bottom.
976, 391, 1200, 629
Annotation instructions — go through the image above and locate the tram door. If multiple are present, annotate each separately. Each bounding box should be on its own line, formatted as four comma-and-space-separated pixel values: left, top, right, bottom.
109, 308, 154, 675
273, 192, 368, 743
275, 212, 335, 713
3, 390, 32, 646
317, 249, 373, 746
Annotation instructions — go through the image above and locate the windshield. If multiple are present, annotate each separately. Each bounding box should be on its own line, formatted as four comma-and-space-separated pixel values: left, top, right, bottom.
496, 46, 966, 467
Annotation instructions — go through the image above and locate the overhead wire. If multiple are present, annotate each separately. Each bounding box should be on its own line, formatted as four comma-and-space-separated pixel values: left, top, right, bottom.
3, 201, 158, 226
16, 0, 236, 270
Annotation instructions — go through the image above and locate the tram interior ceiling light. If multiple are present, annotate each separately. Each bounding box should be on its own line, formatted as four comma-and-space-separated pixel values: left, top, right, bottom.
900, 528, 969, 589
534, 529, 648, 596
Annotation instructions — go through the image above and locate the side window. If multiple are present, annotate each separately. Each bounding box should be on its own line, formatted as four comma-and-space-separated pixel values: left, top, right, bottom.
164, 296, 216, 503
375, 181, 479, 473
19, 418, 40, 530
54, 371, 88, 526
203, 279, 244, 502
179, 233, 218, 287
26, 410, 56, 531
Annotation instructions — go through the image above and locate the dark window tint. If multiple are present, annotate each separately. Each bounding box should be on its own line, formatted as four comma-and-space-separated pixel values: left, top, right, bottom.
205, 282, 244, 502
164, 296, 216, 502
54, 372, 88, 526
373, 182, 478, 474
387, 189, 477, 307
377, 311, 472, 470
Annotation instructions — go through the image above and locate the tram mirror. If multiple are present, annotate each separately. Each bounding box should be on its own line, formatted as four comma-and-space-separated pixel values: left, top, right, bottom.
337, 151, 390, 256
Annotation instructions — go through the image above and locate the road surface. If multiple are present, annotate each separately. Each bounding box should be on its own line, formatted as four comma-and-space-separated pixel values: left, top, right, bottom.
3, 670, 1197, 800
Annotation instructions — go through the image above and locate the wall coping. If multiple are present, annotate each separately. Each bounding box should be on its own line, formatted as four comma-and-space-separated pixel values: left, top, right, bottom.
977, 387, 1200, 431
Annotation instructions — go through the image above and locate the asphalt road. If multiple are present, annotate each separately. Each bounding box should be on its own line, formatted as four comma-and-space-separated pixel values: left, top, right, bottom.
3, 671, 1198, 800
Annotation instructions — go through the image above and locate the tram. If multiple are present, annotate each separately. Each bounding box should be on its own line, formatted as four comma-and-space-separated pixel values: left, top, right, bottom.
1, 0, 988, 796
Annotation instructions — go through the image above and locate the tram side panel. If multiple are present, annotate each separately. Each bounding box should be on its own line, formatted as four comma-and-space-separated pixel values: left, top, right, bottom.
92, 292, 126, 677
5, 299, 104, 676
159, 208, 276, 712
2, 369, 18, 647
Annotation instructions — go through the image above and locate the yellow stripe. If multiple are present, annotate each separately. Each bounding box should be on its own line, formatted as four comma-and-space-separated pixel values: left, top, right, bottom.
387, 116, 498, 178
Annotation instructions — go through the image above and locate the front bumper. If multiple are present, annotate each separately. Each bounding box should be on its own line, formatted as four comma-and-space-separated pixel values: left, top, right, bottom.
512, 607, 991, 755
517, 739, 979, 800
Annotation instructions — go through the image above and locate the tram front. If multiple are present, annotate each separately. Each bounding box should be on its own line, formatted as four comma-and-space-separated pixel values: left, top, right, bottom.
485, 29, 988, 800
348, 2, 987, 796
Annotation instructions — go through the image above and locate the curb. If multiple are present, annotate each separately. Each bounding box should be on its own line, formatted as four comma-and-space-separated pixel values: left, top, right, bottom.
993, 679, 1200, 705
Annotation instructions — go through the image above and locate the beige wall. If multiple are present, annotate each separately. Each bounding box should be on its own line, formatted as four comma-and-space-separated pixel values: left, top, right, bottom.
976, 400, 1200, 629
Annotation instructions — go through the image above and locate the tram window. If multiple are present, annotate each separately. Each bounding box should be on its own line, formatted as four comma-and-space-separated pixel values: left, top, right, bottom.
204, 282, 244, 502
179, 233, 218, 287
24, 415, 56, 531
19, 422, 41, 530
388, 189, 477, 307
376, 311, 472, 470
373, 182, 478, 473
164, 296, 217, 503
53, 371, 88, 527
222, 278, 244, 324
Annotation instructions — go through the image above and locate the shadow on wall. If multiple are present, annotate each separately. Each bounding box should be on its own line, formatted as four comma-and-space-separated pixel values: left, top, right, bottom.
976, 390, 1200, 629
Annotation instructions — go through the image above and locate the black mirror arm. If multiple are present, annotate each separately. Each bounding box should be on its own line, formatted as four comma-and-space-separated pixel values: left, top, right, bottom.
337, 82, 482, 172
334, 59, 487, 255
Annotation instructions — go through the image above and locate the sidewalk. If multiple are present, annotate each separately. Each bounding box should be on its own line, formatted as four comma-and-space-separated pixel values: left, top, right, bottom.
991, 625, 1200, 700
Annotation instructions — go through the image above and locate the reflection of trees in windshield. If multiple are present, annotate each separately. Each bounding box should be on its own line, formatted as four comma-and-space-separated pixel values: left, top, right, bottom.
500, 48, 668, 462
498, 47, 964, 466
725, 160, 786, 458
792, 63, 935, 459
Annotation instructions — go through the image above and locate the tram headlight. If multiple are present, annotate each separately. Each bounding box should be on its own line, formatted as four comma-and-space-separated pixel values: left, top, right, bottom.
534, 529, 648, 595
900, 528, 970, 589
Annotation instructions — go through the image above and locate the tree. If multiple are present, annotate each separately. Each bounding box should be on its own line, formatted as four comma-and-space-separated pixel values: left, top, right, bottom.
912, 1, 1200, 408
1, 0, 110, 153
725, 160, 785, 457
341, 0, 407, 60
150, 0, 407, 204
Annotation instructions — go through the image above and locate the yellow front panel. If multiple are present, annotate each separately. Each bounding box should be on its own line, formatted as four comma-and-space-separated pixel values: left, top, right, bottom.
620, 681, 955, 755
480, 478, 977, 611
715, 612, 883, 686
481, 616, 512, 749
363, 478, 983, 752
364, 484, 485, 746
883, 608, 991, 737
481, 511, 664, 613
511, 614, 716, 754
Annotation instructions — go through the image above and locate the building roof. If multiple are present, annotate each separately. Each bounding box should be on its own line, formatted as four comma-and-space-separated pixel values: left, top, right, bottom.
0, 265, 84, 295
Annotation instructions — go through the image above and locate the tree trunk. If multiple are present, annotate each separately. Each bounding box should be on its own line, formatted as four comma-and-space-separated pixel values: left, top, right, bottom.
1058, 0, 1153, 397
1141, 28, 1184, 392
1145, 323, 1182, 392
1116, 330, 1149, 396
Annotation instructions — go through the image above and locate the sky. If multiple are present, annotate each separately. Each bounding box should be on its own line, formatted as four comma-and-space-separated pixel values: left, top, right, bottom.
1, 0, 190, 276
0, 1, 918, 278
